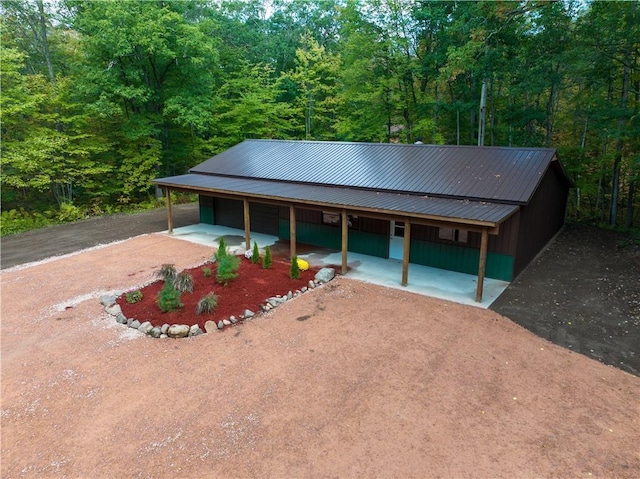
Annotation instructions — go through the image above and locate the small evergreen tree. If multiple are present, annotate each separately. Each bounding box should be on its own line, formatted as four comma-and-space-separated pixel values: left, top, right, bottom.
251, 241, 260, 264
156, 281, 183, 312
263, 245, 272, 269
216, 254, 240, 285
290, 256, 301, 279
214, 237, 228, 262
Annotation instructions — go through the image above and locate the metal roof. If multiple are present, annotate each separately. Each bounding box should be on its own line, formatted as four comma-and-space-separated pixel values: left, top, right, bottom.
154, 173, 519, 227
190, 140, 560, 205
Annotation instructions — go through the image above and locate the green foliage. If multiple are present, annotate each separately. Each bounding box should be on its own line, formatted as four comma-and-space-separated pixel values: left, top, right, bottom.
202, 266, 212, 278
216, 254, 240, 285
156, 281, 183, 313
196, 292, 219, 315
0, 209, 54, 236
174, 271, 194, 293
156, 264, 177, 283
214, 237, 228, 262
290, 255, 301, 279
251, 241, 260, 264
125, 290, 143, 304
262, 245, 272, 269
1, 0, 639, 228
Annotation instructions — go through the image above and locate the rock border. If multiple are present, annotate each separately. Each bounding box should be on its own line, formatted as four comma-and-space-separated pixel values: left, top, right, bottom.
101, 267, 336, 339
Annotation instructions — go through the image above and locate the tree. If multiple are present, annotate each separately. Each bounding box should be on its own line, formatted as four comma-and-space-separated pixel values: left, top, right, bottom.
281, 35, 340, 140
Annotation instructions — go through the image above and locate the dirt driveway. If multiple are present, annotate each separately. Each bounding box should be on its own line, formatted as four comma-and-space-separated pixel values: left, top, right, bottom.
1, 234, 639, 478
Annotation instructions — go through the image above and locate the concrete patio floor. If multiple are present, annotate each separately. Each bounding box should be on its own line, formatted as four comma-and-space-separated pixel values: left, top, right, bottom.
163, 223, 509, 308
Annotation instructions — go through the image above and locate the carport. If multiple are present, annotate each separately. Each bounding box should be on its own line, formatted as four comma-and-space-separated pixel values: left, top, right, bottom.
156, 175, 516, 303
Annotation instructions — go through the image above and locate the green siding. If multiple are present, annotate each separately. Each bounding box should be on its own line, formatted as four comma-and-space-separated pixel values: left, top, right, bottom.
279, 220, 387, 257
279, 219, 340, 249
410, 239, 513, 281
349, 231, 388, 258
200, 204, 214, 225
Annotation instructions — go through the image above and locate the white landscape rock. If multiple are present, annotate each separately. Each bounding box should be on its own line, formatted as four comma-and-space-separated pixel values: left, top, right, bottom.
204, 320, 218, 334
105, 304, 122, 316
314, 268, 335, 284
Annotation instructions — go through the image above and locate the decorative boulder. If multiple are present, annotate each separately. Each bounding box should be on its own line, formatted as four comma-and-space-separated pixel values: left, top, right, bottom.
167, 324, 189, 338
314, 268, 335, 284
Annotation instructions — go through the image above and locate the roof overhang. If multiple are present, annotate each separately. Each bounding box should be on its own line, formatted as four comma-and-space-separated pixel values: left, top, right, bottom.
154, 174, 519, 233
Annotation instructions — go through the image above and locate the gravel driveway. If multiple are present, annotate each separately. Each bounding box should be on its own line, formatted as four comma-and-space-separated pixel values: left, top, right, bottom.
1, 233, 638, 478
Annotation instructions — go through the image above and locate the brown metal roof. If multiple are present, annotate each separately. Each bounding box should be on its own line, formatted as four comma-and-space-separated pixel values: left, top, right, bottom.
190, 140, 560, 205
154, 174, 519, 227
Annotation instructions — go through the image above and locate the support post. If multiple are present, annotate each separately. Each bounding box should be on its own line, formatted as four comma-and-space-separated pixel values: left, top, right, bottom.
476, 227, 489, 302
165, 187, 173, 234
289, 205, 296, 259
341, 209, 348, 275
401, 221, 411, 286
243, 198, 251, 249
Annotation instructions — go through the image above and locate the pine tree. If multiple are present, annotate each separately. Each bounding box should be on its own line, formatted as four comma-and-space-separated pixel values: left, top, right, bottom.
263, 245, 272, 269
290, 256, 301, 279
252, 241, 260, 264
156, 281, 183, 313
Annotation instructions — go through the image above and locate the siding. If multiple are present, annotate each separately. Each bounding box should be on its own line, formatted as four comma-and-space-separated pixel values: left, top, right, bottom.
514, 166, 568, 277
199, 196, 214, 225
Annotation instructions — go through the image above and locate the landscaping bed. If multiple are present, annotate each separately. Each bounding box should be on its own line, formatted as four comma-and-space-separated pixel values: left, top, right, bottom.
116, 255, 319, 333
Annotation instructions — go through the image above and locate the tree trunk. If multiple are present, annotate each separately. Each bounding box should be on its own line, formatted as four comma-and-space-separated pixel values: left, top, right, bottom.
478, 78, 487, 146
609, 32, 632, 226
36, 0, 55, 88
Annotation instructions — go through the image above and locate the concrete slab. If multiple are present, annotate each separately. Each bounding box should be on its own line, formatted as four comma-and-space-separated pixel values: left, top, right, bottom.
163, 224, 509, 308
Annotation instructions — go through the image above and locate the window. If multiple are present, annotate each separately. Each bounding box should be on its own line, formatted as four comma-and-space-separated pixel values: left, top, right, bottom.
322, 211, 341, 226
438, 227, 468, 243
322, 212, 360, 229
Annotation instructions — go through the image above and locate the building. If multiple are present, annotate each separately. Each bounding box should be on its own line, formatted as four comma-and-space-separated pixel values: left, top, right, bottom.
153, 140, 572, 301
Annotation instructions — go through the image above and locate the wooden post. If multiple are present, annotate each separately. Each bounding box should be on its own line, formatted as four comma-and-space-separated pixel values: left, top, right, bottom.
289, 205, 296, 259
401, 220, 411, 286
341, 209, 348, 275
243, 198, 251, 249
165, 187, 173, 234
476, 227, 489, 302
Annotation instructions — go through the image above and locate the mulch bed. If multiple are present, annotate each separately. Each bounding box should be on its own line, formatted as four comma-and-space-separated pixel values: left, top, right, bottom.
117, 257, 318, 330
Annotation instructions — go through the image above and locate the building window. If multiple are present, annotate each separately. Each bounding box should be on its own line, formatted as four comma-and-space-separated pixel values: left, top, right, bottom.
438, 227, 468, 243
322, 211, 341, 226
322, 212, 360, 229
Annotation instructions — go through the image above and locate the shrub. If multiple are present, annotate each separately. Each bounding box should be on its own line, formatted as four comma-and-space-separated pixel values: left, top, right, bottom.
157, 263, 177, 282
202, 266, 212, 278
216, 254, 240, 285
263, 245, 272, 269
290, 255, 301, 279
156, 282, 183, 313
125, 289, 143, 304
214, 237, 228, 262
196, 292, 219, 315
174, 271, 194, 293
251, 241, 260, 264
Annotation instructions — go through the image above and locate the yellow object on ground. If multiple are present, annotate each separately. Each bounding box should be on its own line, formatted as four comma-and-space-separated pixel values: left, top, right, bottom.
296, 258, 309, 271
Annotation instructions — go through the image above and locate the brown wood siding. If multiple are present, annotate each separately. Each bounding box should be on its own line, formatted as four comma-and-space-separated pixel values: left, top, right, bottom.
213, 197, 244, 229
513, 166, 568, 277
359, 217, 388, 235
249, 202, 280, 235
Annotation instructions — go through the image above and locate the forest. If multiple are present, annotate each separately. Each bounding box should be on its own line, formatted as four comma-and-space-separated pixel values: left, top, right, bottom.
1, 0, 639, 234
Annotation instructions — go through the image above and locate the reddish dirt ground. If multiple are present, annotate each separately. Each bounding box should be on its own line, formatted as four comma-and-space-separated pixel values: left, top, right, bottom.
117, 259, 318, 330
1, 233, 639, 478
